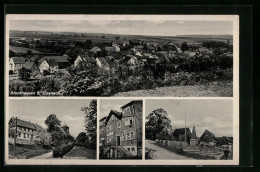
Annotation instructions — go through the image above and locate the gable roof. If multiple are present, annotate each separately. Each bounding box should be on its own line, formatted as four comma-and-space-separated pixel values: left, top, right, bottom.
45, 59, 58, 66
121, 100, 142, 109
24, 62, 36, 69
105, 47, 115, 52
9, 118, 37, 130
90, 47, 101, 52
217, 136, 233, 145
38, 56, 69, 64
200, 130, 217, 142
122, 55, 137, 63
34, 123, 46, 132
11, 57, 26, 64
105, 110, 122, 124
173, 128, 191, 136
78, 54, 96, 63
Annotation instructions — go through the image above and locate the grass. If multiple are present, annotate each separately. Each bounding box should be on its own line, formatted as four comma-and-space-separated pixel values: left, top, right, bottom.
10, 45, 42, 54
9, 144, 53, 159
114, 81, 233, 97
63, 146, 96, 159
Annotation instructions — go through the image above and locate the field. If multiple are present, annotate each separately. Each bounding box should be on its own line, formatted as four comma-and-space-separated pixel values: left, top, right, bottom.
114, 81, 233, 97
9, 45, 42, 54
10, 30, 232, 45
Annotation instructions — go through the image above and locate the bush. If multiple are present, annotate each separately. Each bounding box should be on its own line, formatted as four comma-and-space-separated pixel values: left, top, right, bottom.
53, 143, 74, 158
43, 70, 50, 76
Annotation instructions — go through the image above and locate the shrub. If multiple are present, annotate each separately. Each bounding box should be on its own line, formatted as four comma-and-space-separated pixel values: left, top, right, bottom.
53, 143, 74, 158
43, 70, 50, 76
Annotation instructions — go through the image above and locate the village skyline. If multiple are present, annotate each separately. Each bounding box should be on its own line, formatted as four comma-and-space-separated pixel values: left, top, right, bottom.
9, 20, 233, 36
145, 99, 233, 137
8, 99, 92, 137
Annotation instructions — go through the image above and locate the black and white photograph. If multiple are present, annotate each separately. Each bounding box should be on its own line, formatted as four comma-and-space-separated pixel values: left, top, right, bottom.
7, 16, 233, 97
145, 99, 233, 160
5, 14, 239, 166
99, 99, 143, 159
8, 99, 97, 159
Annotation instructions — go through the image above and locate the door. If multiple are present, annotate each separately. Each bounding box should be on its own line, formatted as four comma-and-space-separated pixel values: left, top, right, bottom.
117, 136, 120, 146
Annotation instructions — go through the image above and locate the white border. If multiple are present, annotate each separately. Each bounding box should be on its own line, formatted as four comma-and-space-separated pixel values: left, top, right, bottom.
5, 14, 239, 166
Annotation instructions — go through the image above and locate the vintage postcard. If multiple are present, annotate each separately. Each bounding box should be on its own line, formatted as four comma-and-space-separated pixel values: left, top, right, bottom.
5, 14, 239, 165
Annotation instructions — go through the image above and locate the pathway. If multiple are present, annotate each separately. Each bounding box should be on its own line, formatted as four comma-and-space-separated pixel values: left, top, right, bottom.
145, 140, 192, 160
32, 151, 53, 159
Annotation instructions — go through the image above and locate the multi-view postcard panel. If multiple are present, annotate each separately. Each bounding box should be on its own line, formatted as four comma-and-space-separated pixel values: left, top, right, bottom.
145, 99, 233, 160
8, 99, 97, 160
5, 14, 239, 165
99, 99, 143, 159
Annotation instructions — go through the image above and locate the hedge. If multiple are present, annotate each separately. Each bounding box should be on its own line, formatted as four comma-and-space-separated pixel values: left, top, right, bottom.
53, 143, 74, 158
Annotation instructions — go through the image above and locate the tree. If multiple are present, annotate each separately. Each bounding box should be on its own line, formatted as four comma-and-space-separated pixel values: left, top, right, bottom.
76, 132, 87, 143
45, 114, 61, 133
81, 99, 97, 146
115, 36, 120, 40
145, 108, 171, 140
18, 67, 32, 80
51, 130, 65, 147
180, 42, 189, 52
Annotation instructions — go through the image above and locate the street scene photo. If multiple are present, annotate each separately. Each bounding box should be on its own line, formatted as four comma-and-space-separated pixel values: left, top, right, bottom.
8, 99, 97, 159
99, 99, 143, 159
145, 99, 233, 160
8, 19, 233, 97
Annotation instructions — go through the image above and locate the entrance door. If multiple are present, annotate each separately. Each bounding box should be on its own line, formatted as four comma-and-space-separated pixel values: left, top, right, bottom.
117, 136, 120, 146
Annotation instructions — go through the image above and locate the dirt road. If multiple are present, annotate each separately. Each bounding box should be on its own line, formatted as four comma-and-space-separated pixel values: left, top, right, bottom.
145, 140, 192, 160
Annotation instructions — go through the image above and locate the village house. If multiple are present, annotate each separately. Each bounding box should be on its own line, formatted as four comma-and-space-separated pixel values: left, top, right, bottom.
74, 53, 96, 67
39, 59, 59, 74
24, 62, 40, 74
38, 56, 71, 69
99, 117, 107, 148
122, 55, 139, 66
8, 118, 49, 145
96, 57, 116, 71
101, 100, 143, 159
217, 136, 233, 151
172, 128, 192, 143
199, 130, 217, 146
89, 47, 101, 53
9, 57, 27, 73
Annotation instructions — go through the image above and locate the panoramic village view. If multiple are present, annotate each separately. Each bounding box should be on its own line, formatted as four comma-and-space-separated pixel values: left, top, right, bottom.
8, 99, 97, 159
8, 20, 233, 97
145, 99, 233, 160
99, 100, 142, 159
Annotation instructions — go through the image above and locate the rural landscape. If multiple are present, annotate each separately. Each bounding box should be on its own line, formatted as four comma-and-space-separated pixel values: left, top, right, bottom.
145, 99, 233, 160
8, 20, 233, 97
8, 99, 97, 159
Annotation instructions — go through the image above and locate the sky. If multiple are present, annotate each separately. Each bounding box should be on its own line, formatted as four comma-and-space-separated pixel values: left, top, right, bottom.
10, 20, 233, 36
100, 99, 142, 119
8, 99, 94, 137
146, 99, 233, 137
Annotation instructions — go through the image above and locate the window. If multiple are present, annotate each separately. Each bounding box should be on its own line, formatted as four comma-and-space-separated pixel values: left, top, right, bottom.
24, 133, 26, 138
131, 147, 135, 151
18, 132, 21, 137
31, 134, 33, 139
27, 134, 30, 138
127, 132, 130, 140
127, 148, 130, 151
117, 122, 121, 128
19, 127, 22, 130
130, 131, 134, 139
122, 133, 125, 140
24, 128, 26, 131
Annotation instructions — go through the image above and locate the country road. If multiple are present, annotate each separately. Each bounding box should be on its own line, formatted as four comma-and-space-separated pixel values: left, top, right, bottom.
145, 140, 192, 160
32, 151, 53, 159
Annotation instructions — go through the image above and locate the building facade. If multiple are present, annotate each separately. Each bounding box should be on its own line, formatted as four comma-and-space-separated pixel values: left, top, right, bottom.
101, 100, 142, 159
